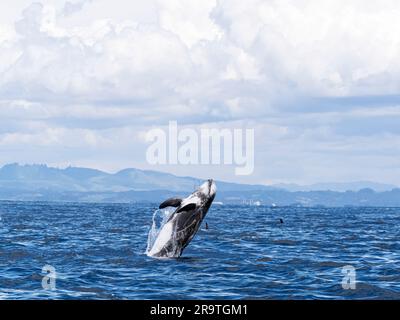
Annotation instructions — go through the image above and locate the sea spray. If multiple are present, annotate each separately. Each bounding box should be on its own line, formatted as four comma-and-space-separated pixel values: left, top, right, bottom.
146, 207, 175, 255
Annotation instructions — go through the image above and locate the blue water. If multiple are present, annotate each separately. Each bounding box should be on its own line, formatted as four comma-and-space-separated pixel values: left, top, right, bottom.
0, 201, 399, 300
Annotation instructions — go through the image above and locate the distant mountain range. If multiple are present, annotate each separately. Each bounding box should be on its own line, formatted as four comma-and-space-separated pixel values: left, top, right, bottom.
0, 163, 399, 206
274, 181, 397, 192
0, 163, 275, 193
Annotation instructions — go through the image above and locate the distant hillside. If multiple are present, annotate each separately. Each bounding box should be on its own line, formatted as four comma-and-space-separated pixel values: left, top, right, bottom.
274, 181, 397, 192
0, 164, 399, 206
0, 163, 275, 193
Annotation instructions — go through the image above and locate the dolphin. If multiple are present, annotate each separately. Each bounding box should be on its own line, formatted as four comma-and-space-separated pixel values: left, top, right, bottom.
147, 179, 217, 258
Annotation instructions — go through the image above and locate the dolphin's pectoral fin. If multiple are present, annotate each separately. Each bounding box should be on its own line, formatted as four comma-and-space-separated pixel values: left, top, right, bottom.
159, 198, 183, 209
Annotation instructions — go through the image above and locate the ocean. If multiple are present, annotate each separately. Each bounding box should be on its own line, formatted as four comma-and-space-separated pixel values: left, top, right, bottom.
0, 201, 399, 299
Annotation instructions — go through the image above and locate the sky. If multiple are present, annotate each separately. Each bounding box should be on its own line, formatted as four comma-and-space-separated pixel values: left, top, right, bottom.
0, 0, 400, 186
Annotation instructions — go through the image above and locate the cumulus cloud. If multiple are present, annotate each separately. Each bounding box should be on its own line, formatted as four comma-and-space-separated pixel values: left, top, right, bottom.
0, 0, 400, 184
3, 1, 400, 116
62, 0, 92, 17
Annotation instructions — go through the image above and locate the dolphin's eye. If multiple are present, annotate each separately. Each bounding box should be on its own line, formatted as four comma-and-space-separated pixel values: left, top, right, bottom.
176, 203, 196, 213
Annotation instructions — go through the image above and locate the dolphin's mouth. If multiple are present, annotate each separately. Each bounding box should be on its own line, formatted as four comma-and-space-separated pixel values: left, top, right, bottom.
199, 179, 217, 197
208, 179, 217, 197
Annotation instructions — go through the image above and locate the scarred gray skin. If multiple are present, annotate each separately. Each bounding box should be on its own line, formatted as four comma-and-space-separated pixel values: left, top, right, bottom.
147, 179, 216, 258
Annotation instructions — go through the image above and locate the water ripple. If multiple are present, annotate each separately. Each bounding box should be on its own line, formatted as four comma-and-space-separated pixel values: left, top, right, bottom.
0, 202, 399, 299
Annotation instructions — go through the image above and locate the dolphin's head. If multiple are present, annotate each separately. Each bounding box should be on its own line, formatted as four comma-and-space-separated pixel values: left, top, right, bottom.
197, 179, 217, 201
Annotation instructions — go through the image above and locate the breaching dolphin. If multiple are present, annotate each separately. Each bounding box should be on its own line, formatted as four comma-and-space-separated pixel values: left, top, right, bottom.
147, 179, 217, 258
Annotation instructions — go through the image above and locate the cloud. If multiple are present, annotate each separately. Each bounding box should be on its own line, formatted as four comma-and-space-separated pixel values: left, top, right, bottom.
62, 0, 92, 17
2, 4, 192, 103
212, 0, 400, 96
0, 1, 400, 184
3, 1, 400, 119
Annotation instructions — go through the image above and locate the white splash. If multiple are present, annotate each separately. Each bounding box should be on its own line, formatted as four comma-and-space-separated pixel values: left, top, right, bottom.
145, 207, 175, 256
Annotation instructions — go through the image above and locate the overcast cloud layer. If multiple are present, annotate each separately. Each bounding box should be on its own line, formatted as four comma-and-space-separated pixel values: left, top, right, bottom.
0, 0, 399, 185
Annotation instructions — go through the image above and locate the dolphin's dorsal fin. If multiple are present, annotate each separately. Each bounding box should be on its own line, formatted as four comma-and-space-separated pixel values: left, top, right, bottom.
159, 198, 182, 209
